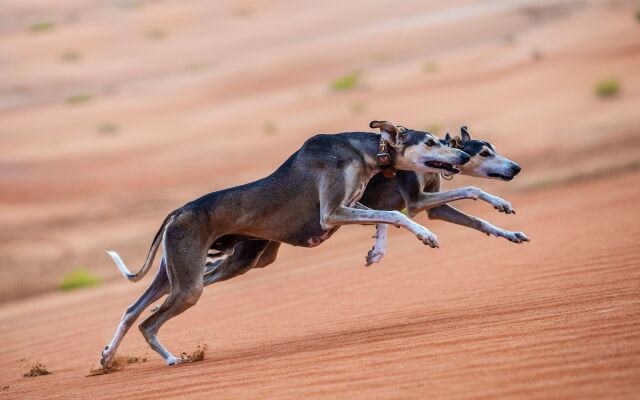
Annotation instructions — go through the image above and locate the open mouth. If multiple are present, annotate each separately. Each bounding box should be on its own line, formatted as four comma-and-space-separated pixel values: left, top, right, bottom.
488, 173, 514, 181
425, 161, 460, 174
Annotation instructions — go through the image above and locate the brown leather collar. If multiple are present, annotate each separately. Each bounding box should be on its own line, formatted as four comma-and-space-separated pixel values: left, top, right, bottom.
376, 137, 396, 178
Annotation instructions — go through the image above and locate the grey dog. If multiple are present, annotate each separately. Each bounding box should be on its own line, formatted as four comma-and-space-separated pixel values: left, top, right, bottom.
102, 121, 517, 366
205, 125, 530, 268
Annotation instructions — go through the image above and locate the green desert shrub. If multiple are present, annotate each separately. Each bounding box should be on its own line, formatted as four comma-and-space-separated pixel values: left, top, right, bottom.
59, 268, 101, 291
332, 73, 359, 91
66, 94, 93, 105
594, 78, 620, 98
29, 22, 55, 33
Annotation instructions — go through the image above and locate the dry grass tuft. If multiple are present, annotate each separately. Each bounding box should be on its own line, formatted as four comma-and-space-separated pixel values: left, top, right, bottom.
23, 362, 51, 377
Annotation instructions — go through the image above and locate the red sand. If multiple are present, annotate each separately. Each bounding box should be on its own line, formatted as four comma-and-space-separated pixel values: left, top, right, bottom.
1, 171, 639, 399
1, 0, 639, 398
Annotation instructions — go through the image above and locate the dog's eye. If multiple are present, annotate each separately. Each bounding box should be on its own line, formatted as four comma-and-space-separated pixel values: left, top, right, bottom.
480, 150, 491, 157
426, 139, 436, 147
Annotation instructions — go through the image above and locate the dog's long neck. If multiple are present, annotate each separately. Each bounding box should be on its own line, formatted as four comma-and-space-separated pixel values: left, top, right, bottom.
353, 133, 395, 178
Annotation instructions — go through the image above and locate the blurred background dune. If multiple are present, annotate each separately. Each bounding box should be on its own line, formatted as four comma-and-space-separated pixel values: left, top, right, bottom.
0, 0, 639, 301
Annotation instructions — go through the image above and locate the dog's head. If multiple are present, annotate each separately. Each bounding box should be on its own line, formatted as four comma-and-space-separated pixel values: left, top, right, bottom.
370, 120, 470, 174
444, 126, 521, 181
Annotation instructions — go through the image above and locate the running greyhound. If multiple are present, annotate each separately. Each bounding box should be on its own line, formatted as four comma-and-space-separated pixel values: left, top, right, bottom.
102, 121, 515, 366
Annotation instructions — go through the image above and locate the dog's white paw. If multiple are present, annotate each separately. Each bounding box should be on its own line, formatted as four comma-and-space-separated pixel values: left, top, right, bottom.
489, 227, 530, 243
365, 247, 385, 266
506, 231, 530, 243
416, 228, 439, 248
101, 345, 114, 367
488, 195, 514, 214
166, 355, 186, 366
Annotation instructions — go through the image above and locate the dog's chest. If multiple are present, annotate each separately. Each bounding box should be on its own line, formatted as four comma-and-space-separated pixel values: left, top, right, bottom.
304, 180, 366, 247
346, 180, 368, 207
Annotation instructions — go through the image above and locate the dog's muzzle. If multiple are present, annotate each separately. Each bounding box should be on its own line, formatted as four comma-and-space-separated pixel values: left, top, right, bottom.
488, 163, 521, 181
424, 153, 469, 174
424, 161, 461, 174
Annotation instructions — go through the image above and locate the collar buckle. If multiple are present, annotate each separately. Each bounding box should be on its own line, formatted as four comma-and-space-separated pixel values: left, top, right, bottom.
377, 138, 396, 178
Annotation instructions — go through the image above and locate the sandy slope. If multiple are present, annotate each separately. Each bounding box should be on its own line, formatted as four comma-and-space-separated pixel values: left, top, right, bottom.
1, 0, 640, 398
1, 0, 639, 301
0, 170, 638, 399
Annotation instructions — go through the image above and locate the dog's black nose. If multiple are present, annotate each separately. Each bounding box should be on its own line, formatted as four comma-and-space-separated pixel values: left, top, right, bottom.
511, 164, 521, 175
460, 153, 471, 164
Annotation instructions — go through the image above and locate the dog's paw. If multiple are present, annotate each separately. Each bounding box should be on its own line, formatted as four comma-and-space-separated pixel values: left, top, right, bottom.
511, 231, 530, 243
166, 355, 186, 366
488, 195, 514, 214
492, 229, 530, 243
365, 248, 385, 266
100, 345, 113, 367
416, 228, 439, 248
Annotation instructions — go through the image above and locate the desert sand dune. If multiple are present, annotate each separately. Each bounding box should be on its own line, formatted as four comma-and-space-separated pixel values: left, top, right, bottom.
0, 170, 638, 399
0, 0, 639, 398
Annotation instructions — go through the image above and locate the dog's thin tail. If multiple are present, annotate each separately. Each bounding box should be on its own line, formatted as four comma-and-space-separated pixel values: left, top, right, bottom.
106, 212, 175, 282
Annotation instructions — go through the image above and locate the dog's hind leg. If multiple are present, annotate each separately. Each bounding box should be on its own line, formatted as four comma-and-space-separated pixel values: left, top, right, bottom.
204, 258, 224, 275
204, 240, 274, 286
137, 213, 211, 365
253, 241, 280, 269
101, 258, 170, 366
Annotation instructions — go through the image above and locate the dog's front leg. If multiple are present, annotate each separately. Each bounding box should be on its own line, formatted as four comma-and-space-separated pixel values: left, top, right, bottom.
353, 203, 388, 265
406, 186, 515, 216
365, 224, 388, 266
428, 204, 530, 243
322, 206, 439, 248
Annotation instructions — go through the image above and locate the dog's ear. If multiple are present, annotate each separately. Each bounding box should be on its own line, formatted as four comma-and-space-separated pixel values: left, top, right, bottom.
444, 132, 462, 148
370, 120, 405, 146
450, 135, 463, 149
460, 125, 471, 142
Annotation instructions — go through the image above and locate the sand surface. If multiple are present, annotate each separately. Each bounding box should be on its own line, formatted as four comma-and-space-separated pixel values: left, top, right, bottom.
1, 0, 639, 398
